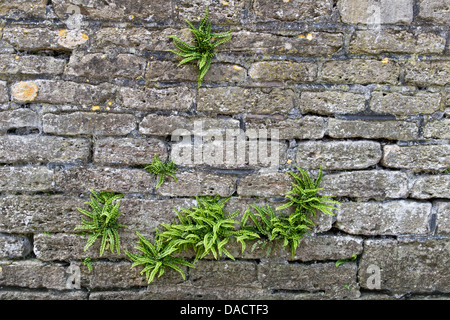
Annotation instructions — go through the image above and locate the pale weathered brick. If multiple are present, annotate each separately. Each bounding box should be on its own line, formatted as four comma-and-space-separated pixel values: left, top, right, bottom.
410, 175, 450, 199
0, 135, 90, 164
359, 239, 450, 294
120, 86, 194, 111
423, 119, 450, 139
436, 202, 450, 236
93, 137, 167, 165
404, 61, 450, 86
237, 172, 291, 197
370, 91, 442, 115
418, 0, 450, 25
0, 81, 8, 104
338, 0, 414, 24
0, 234, 32, 258
249, 61, 318, 82
328, 119, 419, 141
299, 91, 366, 115
382, 145, 450, 172
295, 141, 382, 170
197, 87, 296, 115
321, 59, 400, 85
43, 112, 136, 136
336, 201, 432, 236
253, 0, 335, 22
0, 55, 66, 76
0, 109, 39, 133
0, 166, 54, 193
321, 170, 409, 200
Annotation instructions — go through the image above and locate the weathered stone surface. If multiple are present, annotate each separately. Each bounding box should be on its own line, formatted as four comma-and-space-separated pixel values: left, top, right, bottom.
321, 170, 409, 200
336, 201, 432, 236
245, 116, 325, 140
0, 166, 54, 193
43, 112, 136, 136
177, 0, 245, 25
197, 87, 296, 115
0, 195, 83, 234
328, 119, 419, 141
11, 82, 39, 103
295, 141, 382, 170
321, 59, 400, 85
249, 61, 317, 82
299, 91, 366, 115
0, 135, 90, 164
258, 262, 359, 299
410, 175, 450, 199
222, 31, 344, 56
0, 81, 8, 104
93, 137, 167, 165
156, 171, 236, 197
65, 53, 146, 80
436, 202, 450, 236
404, 61, 450, 86
349, 30, 446, 55
253, 0, 335, 22
370, 91, 442, 115
0, 289, 87, 300
359, 239, 450, 294
0, 260, 68, 290
0, 55, 66, 77
338, 0, 414, 24
54, 166, 155, 193
0, 233, 32, 258
139, 114, 240, 137
237, 172, 291, 197
0, 0, 48, 18
11, 80, 115, 106
120, 86, 194, 111
0, 109, 40, 133
423, 119, 450, 139
418, 0, 450, 25
52, 0, 171, 23
382, 145, 450, 172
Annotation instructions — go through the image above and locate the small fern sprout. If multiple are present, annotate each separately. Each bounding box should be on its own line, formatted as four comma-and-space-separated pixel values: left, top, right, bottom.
168, 6, 232, 87
74, 190, 127, 257
144, 154, 178, 189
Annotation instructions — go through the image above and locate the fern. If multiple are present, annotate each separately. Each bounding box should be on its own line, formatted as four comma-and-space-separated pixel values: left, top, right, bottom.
158, 196, 259, 262
144, 154, 178, 189
74, 190, 127, 257
126, 231, 195, 284
168, 6, 232, 87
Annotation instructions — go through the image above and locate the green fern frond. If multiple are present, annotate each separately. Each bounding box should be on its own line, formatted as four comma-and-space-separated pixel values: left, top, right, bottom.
144, 154, 178, 190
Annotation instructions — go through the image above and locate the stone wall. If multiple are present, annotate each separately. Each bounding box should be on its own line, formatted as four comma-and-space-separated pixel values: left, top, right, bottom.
0, 0, 449, 300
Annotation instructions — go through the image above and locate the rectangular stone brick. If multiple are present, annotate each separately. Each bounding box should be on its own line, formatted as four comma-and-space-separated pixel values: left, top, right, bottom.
0, 81, 7, 103
0, 135, 90, 164
359, 239, 450, 294
382, 145, 450, 172
0, 260, 68, 290
0, 289, 87, 300
295, 141, 382, 170
404, 61, 450, 86
349, 30, 446, 55
244, 115, 325, 140
120, 86, 194, 111
299, 91, 366, 115
0, 0, 48, 18
237, 172, 291, 197
258, 262, 358, 299
423, 119, 450, 139
436, 202, 450, 236
197, 87, 296, 115
0, 109, 39, 133
370, 91, 442, 115
338, 0, 414, 24
0, 166, 54, 193
0, 234, 32, 258
43, 112, 136, 136
54, 166, 156, 193
320, 59, 400, 85
410, 175, 450, 199
177, 0, 245, 25
0, 55, 65, 77
253, 0, 335, 22
328, 119, 419, 141
222, 31, 344, 56
336, 201, 432, 236
321, 170, 409, 200
139, 114, 240, 137
249, 61, 317, 82
93, 137, 167, 166
11, 80, 115, 105
156, 171, 236, 197
65, 53, 146, 80
418, 0, 450, 25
